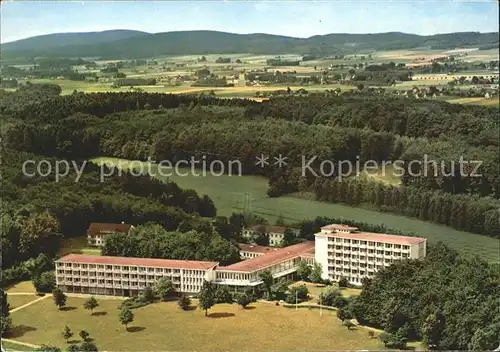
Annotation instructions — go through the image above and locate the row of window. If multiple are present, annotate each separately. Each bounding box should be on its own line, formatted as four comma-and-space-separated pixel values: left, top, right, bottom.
328, 252, 409, 259
326, 238, 411, 249
56, 263, 206, 276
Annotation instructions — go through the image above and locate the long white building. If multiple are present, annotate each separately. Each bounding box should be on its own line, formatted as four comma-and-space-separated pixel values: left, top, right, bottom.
55, 223, 427, 296
314, 224, 426, 285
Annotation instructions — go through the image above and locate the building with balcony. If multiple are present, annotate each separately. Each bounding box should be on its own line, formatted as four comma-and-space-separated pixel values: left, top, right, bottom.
213, 241, 315, 292
314, 224, 426, 286
55, 241, 315, 296
55, 254, 218, 296
87, 222, 134, 247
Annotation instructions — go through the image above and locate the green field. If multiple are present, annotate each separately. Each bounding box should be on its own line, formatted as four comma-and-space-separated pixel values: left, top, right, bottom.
92, 157, 500, 262
8, 297, 384, 351
7, 295, 39, 310
59, 236, 101, 256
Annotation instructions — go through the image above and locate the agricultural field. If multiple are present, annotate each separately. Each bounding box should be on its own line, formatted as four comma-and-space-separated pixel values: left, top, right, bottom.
7, 297, 384, 351
92, 158, 500, 262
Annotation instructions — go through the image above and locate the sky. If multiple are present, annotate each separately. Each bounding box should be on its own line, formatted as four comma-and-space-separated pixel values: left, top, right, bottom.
1, 0, 499, 43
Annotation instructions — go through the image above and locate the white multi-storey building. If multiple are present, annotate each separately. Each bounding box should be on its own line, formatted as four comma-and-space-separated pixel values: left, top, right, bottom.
55, 241, 315, 296
55, 223, 427, 296
55, 254, 218, 296
241, 225, 297, 246
314, 224, 426, 286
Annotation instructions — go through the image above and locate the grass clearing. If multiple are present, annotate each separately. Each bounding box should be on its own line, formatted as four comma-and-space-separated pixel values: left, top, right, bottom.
5, 282, 36, 294
59, 236, 101, 256
289, 281, 362, 302
91, 158, 500, 262
1, 340, 35, 351
8, 295, 40, 310
8, 297, 383, 351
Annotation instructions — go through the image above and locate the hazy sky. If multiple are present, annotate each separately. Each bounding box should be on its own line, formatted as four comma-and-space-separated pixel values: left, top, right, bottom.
1, 1, 499, 43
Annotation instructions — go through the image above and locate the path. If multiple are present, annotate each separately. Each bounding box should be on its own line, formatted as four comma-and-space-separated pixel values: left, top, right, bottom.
1, 338, 40, 349
6, 293, 36, 296
9, 295, 49, 313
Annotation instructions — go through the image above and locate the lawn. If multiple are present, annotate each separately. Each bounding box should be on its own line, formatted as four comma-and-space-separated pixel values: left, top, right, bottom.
289, 281, 362, 302
5, 282, 36, 294
1, 341, 34, 352
7, 295, 40, 310
91, 157, 500, 262
59, 236, 101, 257
8, 297, 384, 351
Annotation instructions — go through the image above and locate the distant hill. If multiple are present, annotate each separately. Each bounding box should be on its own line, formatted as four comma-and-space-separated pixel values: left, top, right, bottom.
2, 30, 149, 52
2, 30, 498, 59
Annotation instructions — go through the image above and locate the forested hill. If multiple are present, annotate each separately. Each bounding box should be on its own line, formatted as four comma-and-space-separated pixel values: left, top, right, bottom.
2, 30, 498, 59
1, 30, 149, 53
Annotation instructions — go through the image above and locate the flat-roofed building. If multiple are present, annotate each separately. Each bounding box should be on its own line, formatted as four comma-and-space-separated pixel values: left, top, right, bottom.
55, 254, 218, 296
87, 222, 134, 247
315, 224, 426, 286
213, 241, 315, 291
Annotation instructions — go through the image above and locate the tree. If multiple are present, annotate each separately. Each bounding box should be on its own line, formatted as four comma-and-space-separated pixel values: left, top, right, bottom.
19, 211, 61, 258
338, 276, 349, 288
1, 289, 10, 318
79, 341, 99, 352
154, 278, 175, 301
337, 306, 353, 321
35, 345, 61, 352
318, 286, 341, 306
214, 285, 233, 304
141, 286, 156, 302
259, 270, 273, 300
52, 288, 67, 309
281, 228, 296, 246
83, 296, 99, 315
198, 281, 216, 316
33, 271, 56, 293
343, 319, 355, 330
237, 293, 252, 309
178, 295, 191, 311
62, 326, 73, 342
68, 345, 80, 352
79, 330, 90, 342
1, 316, 12, 337
285, 285, 309, 304
308, 263, 323, 283
119, 306, 134, 331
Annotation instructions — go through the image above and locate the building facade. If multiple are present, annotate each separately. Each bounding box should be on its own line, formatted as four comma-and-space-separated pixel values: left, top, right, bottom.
87, 222, 134, 247
55, 242, 315, 296
55, 254, 217, 296
314, 224, 426, 286
241, 225, 298, 246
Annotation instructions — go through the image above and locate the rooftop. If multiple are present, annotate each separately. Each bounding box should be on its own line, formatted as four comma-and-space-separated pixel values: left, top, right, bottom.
321, 224, 359, 231
87, 222, 133, 236
219, 241, 315, 272
56, 254, 218, 270
237, 243, 279, 254
248, 225, 287, 234
316, 229, 425, 245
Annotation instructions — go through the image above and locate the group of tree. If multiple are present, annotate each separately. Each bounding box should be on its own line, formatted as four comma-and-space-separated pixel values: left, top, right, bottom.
1, 289, 12, 336
0, 147, 219, 274
349, 242, 500, 350
61, 326, 98, 351
102, 223, 241, 265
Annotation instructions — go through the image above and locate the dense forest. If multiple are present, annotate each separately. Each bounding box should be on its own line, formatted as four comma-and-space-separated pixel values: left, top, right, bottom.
3, 30, 498, 59
2, 88, 498, 238
0, 147, 217, 270
351, 242, 500, 351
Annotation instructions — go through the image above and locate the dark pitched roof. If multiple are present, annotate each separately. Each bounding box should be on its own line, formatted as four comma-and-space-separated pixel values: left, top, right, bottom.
87, 222, 133, 236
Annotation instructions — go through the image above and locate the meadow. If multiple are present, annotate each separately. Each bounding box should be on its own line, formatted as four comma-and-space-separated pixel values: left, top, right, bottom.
92, 158, 500, 262
8, 297, 384, 351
